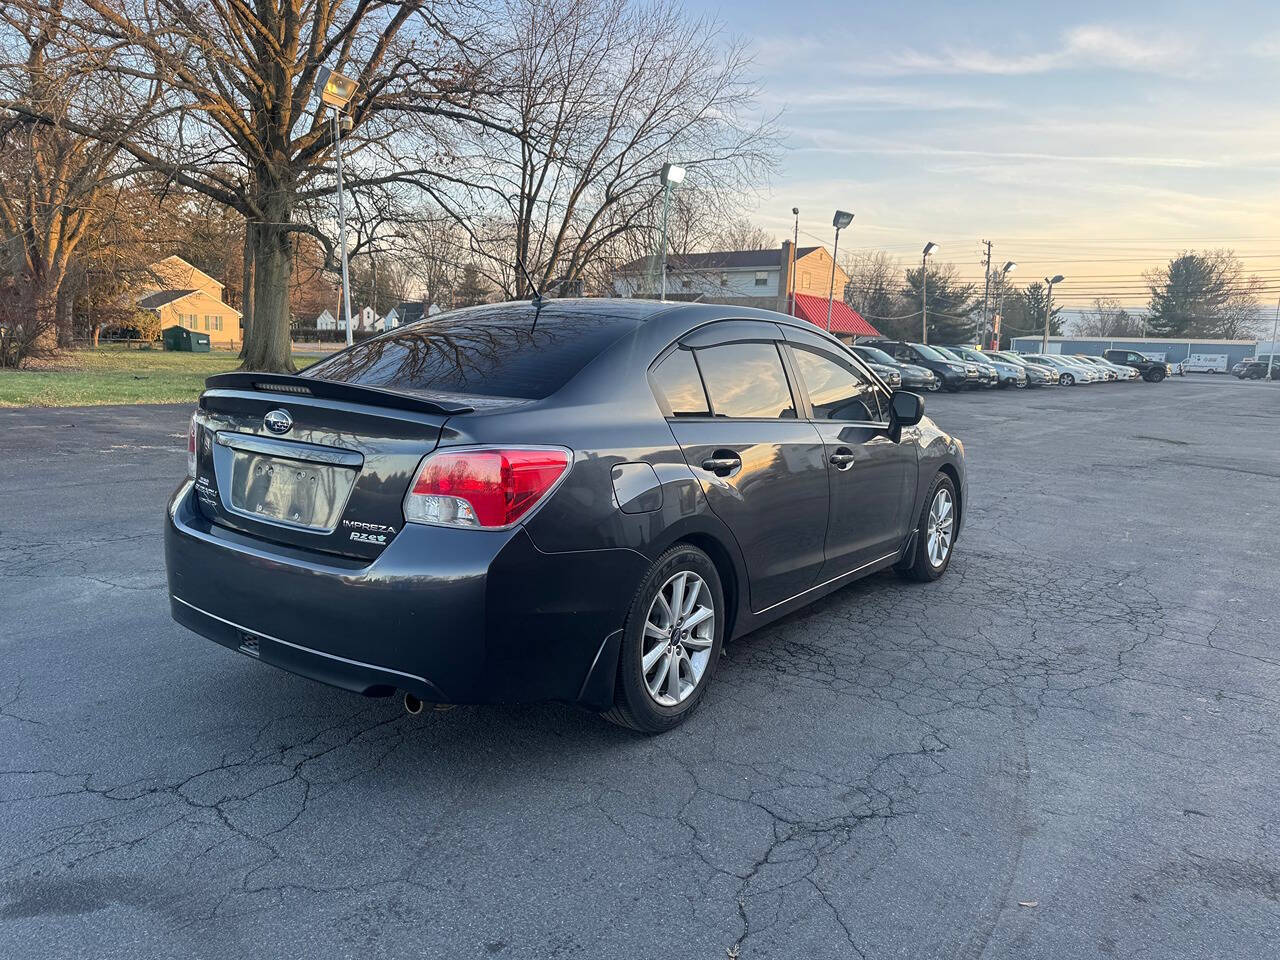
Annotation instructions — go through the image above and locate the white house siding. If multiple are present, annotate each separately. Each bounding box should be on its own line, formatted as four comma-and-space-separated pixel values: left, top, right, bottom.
614, 267, 779, 301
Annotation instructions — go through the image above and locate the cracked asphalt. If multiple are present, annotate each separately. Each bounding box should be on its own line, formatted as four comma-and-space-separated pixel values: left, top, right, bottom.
2, 376, 1279, 959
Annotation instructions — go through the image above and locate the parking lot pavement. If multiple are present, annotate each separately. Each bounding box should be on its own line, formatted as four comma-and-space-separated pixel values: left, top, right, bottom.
2, 377, 1278, 960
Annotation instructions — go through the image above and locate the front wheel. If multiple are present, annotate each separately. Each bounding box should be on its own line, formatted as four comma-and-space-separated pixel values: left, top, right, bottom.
926, 380, 941, 392
1144, 369, 1166, 382
604, 544, 725, 733
1060, 372, 1074, 386
897, 474, 958, 582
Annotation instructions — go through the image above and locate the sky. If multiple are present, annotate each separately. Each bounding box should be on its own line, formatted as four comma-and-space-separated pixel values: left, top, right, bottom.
686, 0, 1280, 315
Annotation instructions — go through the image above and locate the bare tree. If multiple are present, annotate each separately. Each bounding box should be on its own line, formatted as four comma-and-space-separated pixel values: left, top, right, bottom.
842, 250, 903, 325
440, 0, 778, 298
1075, 297, 1144, 338
7, 0, 496, 372
0, 1, 146, 365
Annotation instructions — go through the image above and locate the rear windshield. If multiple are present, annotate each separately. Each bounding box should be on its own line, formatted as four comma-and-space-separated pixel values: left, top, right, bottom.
853, 345, 896, 365
304, 303, 642, 400
910, 343, 947, 361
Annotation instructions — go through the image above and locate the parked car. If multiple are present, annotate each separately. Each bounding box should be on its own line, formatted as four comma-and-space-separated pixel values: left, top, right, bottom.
166, 300, 966, 733
988, 351, 1060, 387
931, 345, 998, 388
1021, 354, 1097, 385
847, 344, 939, 392
946, 346, 1028, 388
1079, 356, 1140, 381
864, 339, 976, 391
1235, 360, 1276, 380
1231, 359, 1254, 376
1102, 349, 1172, 382
1071, 355, 1120, 381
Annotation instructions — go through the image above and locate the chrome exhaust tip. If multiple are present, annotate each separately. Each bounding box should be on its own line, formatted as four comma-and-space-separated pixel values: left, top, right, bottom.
403, 692, 424, 715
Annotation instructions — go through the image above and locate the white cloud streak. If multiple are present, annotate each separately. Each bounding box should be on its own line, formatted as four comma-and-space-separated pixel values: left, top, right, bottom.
874, 25, 1195, 77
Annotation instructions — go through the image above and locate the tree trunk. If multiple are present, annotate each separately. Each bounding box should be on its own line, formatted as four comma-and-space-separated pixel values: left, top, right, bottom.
56, 283, 75, 349
29, 290, 59, 356
239, 221, 255, 359
242, 205, 295, 373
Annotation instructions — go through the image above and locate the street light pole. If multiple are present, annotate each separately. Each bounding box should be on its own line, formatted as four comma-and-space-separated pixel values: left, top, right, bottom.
315, 67, 360, 347
827, 210, 854, 332
1042, 274, 1064, 353
333, 115, 353, 346
658, 163, 685, 300
994, 261, 1016, 349
790, 207, 799, 316
921, 242, 938, 344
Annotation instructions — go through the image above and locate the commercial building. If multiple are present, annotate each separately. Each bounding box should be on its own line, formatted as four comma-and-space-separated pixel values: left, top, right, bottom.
1009, 335, 1258, 371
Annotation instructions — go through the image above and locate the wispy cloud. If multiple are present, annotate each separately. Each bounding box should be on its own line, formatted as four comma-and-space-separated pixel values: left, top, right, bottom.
875, 25, 1194, 77
1250, 34, 1280, 58
763, 85, 1005, 112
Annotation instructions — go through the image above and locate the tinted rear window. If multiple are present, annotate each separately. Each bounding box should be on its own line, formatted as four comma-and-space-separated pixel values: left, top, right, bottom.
304, 303, 642, 400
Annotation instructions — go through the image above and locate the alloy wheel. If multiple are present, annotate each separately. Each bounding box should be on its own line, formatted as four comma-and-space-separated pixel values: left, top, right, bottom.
641, 571, 715, 707
926, 488, 954, 568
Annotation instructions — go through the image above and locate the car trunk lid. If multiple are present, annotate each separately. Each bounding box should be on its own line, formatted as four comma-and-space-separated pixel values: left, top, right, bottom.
192, 374, 467, 561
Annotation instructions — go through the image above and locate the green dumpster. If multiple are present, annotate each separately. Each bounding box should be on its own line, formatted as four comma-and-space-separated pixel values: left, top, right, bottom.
163, 326, 211, 352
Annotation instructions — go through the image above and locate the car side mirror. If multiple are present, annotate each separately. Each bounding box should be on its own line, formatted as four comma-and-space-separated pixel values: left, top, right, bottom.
888, 390, 923, 441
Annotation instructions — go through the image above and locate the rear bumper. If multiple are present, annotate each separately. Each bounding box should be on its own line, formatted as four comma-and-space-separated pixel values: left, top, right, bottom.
164, 481, 647, 708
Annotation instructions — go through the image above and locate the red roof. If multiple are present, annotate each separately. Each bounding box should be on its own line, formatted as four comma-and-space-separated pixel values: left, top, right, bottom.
791, 293, 880, 337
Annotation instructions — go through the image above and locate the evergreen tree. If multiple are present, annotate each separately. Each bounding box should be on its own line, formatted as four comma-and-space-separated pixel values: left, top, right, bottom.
453, 265, 492, 308
902, 263, 979, 344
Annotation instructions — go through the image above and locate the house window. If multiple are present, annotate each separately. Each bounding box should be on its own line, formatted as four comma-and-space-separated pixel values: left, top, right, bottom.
202, 315, 211, 331
754, 272, 768, 287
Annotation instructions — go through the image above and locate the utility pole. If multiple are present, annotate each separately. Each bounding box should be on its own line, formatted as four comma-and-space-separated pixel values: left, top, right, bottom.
979, 239, 992, 348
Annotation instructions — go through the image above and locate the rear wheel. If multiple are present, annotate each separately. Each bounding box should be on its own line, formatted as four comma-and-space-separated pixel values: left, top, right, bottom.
604, 544, 724, 734
897, 474, 957, 582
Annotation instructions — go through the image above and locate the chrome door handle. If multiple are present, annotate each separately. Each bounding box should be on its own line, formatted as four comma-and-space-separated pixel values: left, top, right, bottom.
701, 456, 741, 474
829, 450, 856, 470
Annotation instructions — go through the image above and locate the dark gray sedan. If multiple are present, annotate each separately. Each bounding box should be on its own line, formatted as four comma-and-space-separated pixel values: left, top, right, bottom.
166, 301, 966, 732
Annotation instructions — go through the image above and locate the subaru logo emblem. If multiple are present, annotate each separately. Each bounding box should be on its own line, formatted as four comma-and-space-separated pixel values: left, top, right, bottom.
263, 409, 293, 435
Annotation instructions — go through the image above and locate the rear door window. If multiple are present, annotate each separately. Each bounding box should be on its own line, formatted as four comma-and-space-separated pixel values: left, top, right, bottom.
695, 342, 796, 419
651, 348, 710, 417
792, 347, 882, 422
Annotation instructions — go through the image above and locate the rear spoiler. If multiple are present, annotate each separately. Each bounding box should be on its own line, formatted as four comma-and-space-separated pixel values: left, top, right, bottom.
202, 372, 475, 417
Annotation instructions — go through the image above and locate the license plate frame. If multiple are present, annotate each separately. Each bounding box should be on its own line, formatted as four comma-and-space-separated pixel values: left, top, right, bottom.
213, 433, 360, 534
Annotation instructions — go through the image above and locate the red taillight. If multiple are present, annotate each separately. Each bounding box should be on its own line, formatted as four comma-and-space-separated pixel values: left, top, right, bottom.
187, 413, 198, 479
403, 447, 571, 529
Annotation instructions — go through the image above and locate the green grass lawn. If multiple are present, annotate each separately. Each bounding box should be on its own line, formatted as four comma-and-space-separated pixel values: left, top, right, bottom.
0, 346, 321, 408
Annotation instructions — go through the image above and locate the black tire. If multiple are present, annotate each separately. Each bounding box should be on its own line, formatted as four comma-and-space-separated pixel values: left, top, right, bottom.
1144, 368, 1166, 382
603, 543, 725, 734
1060, 372, 1074, 386
896, 473, 958, 582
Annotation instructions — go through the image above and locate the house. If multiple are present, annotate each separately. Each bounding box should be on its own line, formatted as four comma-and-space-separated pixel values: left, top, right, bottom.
315, 304, 376, 333
139, 256, 242, 349
612, 241, 878, 338
379, 301, 446, 331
